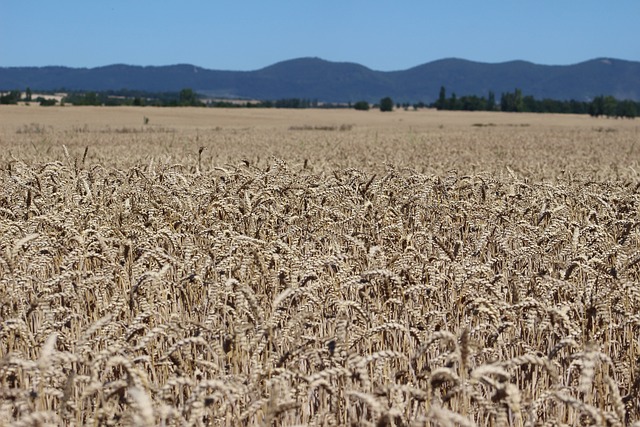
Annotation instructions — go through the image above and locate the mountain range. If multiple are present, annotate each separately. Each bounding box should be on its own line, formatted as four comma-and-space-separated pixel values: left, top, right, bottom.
2, 57, 639, 103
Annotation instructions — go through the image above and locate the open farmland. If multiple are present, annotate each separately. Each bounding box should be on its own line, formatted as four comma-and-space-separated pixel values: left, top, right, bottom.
1, 105, 640, 426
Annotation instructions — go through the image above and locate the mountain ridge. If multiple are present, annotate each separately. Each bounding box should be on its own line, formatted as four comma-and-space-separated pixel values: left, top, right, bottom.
1, 57, 639, 102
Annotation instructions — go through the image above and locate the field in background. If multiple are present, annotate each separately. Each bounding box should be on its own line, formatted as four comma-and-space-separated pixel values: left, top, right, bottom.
1, 106, 640, 426
1, 105, 638, 176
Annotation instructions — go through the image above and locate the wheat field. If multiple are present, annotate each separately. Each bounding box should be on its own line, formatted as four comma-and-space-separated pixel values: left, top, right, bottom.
1, 105, 640, 426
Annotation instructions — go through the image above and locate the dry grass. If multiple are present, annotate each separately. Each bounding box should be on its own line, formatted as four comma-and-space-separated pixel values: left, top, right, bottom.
1, 106, 640, 426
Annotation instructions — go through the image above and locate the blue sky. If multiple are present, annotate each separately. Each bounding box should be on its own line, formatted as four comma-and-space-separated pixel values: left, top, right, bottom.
1, 1, 638, 70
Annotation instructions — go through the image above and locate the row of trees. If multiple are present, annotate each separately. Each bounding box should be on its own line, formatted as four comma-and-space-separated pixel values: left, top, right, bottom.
0, 89, 59, 106
62, 88, 206, 107
0, 87, 207, 107
3, 86, 637, 117
589, 96, 638, 118
1, 85, 393, 111
434, 86, 638, 118
57, 90, 397, 111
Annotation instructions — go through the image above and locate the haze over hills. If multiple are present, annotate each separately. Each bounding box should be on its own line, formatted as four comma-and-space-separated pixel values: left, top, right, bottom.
1, 57, 639, 103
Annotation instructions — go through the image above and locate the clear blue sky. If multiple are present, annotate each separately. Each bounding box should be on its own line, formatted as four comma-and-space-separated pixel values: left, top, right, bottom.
2, 1, 639, 70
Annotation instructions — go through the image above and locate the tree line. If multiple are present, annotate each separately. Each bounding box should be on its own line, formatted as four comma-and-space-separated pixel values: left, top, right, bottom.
0, 88, 57, 106
434, 86, 638, 118
0, 88, 208, 107
2, 86, 637, 118
0, 88, 390, 110
62, 88, 207, 107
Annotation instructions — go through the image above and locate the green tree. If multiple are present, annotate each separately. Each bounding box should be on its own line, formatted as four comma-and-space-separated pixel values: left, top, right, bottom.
84, 92, 100, 106
449, 92, 458, 110
25, 87, 32, 102
353, 101, 370, 111
486, 91, 496, 111
436, 86, 446, 110
522, 95, 537, 112
500, 89, 524, 112
0, 90, 21, 104
589, 96, 604, 117
515, 89, 524, 112
616, 100, 637, 118
602, 96, 617, 117
179, 88, 203, 106
379, 97, 393, 112
459, 95, 485, 111
179, 88, 194, 105
38, 97, 57, 106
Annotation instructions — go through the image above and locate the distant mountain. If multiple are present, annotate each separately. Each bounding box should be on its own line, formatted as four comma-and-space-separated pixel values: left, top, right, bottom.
1, 57, 639, 102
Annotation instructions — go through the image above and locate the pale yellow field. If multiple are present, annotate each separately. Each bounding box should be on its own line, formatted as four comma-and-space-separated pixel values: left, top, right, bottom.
1, 106, 640, 426
4, 104, 628, 130
1, 105, 639, 176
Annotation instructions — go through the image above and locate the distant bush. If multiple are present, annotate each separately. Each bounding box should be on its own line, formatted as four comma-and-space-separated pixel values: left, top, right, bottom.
0, 90, 21, 104
353, 101, 370, 111
179, 88, 205, 107
37, 97, 57, 106
379, 97, 393, 112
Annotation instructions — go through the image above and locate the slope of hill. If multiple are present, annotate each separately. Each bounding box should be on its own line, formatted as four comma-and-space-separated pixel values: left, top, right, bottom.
1, 57, 639, 102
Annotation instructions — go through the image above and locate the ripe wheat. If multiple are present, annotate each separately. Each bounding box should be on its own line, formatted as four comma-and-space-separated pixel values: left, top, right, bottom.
1, 108, 639, 425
